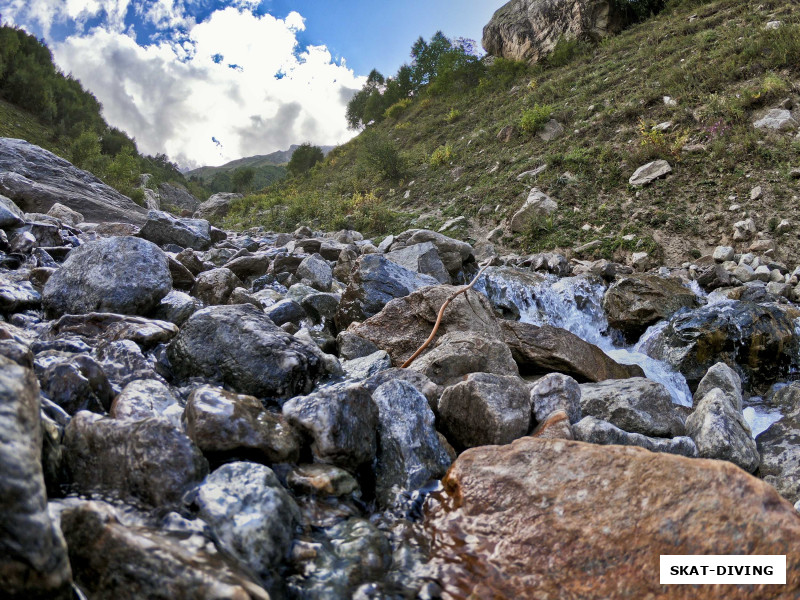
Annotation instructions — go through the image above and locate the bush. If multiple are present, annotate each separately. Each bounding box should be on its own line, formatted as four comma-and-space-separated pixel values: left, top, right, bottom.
478, 57, 529, 92
546, 37, 590, 68
384, 98, 412, 120
359, 133, 405, 180
520, 104, 553, 134
287, 143, 324, 178
430, 143, 455, 167
612, 0, 666, 21
445, 108, 461, 123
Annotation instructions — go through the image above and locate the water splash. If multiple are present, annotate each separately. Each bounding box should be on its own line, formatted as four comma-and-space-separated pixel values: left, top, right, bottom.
743, 406, 783, 438
475, 267, 693, 406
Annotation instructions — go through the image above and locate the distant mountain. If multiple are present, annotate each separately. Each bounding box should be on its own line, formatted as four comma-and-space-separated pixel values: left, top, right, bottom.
186, 144, 336, 182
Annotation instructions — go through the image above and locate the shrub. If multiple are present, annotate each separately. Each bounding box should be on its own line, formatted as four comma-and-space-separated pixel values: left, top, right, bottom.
520, 104, 553, 134
546, 37, 590, 68
384, 98, 412, 120
359, 133, 405, 180
478, 57, 528, 92
446, 108, 461, 123
430, 143, 455, 167
287, 143, 324, 178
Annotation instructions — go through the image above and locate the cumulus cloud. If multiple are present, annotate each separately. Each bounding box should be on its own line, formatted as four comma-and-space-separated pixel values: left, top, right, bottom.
4, 2, 365, 168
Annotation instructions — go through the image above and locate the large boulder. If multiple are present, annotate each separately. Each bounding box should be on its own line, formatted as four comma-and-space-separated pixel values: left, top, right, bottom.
42, 236, 172, 317
424, 437, 800, 598
138, 210, 212, 250
167, 304, 328, 398
482, 0, 627, 64
387, 229, 474, 279
501, 321, 643, 381
60, 501, 269, 600
757, 384, 800, 504
602, 274, 699, 341
0, 357, 72, 599
194, 192, 241, 222
348, 285, 501, 366
385, 241, 451, 284
63, 412, 208, 508
156, 182, 200, 212
641, 301, 799, 391
579, 377, 685, 438
0, 137, 147, 224
335, 254, 438, 330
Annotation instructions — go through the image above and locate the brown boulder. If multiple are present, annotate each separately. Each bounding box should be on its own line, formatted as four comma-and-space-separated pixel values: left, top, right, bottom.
424, 438, 800, 599
501, 320, 643, 381
348, 285, 501, 366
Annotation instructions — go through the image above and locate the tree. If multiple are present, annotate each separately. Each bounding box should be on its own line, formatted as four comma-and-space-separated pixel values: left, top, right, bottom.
231, 167, 255, 192
409, 31, 452, 90
287, 143, 324, 177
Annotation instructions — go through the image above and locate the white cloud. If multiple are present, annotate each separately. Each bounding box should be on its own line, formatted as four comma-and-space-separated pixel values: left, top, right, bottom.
3, 0, 133, 34
48, 6, 365, 168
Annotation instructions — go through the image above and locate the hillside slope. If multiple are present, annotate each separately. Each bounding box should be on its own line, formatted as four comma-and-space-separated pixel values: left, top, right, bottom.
225, 0, 800, 266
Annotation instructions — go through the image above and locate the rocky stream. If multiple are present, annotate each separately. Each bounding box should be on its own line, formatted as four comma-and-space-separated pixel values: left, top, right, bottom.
4, 140, 800, 599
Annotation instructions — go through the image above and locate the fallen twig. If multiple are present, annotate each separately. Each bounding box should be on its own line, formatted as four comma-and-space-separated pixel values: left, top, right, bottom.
400, 265, 490, 369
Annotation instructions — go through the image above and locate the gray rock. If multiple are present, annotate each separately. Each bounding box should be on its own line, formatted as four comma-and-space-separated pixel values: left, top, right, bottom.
372, 380, 451, 507
296, 253, 333, 292
693, 362, 742, 411
157, 182, 200, 212
410, 330, 518, 387
300, 292, 340, 323
574, 416, 698, 457
224, 253, 271, 281
265, 299, 306, 327
64, 412, 208, 507
194, 192, 242, 221
191, 267, 242, 305
438, 372, 530, 449
38, 353, 114, 414
579, 378, 685, 438
0, 357, 72, 599
110, 379, 180, 421
754, 109, 799, 131
385, 241, 451, 284
286, 464, 359, 496
43, 236, 172, 317
686, 388, 760, 472
183, 386, 300, 464
139, 210, 212, 250
509, 188, 558, 233
341, 350, 392, 381
387, 229, 474, 278
0, 193, 25, 228
0, 272, 41, 313
530, 372, 582, 424
335, 254, 438, 330
363, 368, 442, 414
46, 202, 84, 225
44, 312, 178, 349
153, 290, 197, 326
0, 138, 147, 224
629, 160, 672, 186
95, 339, 164, 391
757, 384, 800, 504
538, 119, 564, 141
168, 304, 328, 398
283, 384, 378, 471
336, 331, 380, 360
712, 246, 735, 262
195, 462, 300, 580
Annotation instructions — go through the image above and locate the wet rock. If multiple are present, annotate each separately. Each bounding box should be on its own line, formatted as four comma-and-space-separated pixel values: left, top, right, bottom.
283, 384, 378, 472
0, 138, 147, 224
191, 267, 242, 305
110, 379, 180, 421
0, 272, 41, 313
574, 416, 698, 457
603, 274, 699, 341
686, 388, 759, 472
38, 353, 115, 414
388, 229, 473, 278
43, 236, 172, 317
424, 438, 800, 599
641, 301, 798, 391
153, 290, 197, 326
410, 331, 518, 387
60, 501, 269, 600
184, 386, 300, 464
0, 356, 72, 599
264, 298, 305, 327
372, 380, 451, 507
337, 331, 380, 360
530, 409, 573, 440
168, 304, 328, 398
296, 253, 333, 292
348, 285, 501, 366
501, 321, 643, 381
64, 412, 208, 507
138, 210, 212, 250
438, 372, 530, 449
693, 362, 742, 411
333, 247, 358, 283
287, 464, 359, 496
95, 339, 163, 391
194, 462, 300, 580
341, 350, 392, 381
695, 263, 731, 291
301, 292, 340, 324
757, 383, 800, 504
385, 241, 451, 284
335, 254, 439, 330
45, 312, 178, 349
579, 378, 685, 438
167, 254, 196, 290
530, 372, 582, 424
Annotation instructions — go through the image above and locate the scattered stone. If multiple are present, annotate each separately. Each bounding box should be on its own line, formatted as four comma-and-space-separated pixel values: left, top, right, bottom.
538, 119, 564, 141
754, 109, 798, 131
509, 188, 558, 233
296, 253, 333, 292
385, 242, 451, 284
138, 210, 212, 250
574, 416, 698, 457
191, 267, 242, 305
530, 373, 582, 424
628, 160, 672, 186
46, 202, 83, 225
693, 362, 742, 411
110, 379, 180, 421
341, 350, 392, 381
286, 464, 359, 496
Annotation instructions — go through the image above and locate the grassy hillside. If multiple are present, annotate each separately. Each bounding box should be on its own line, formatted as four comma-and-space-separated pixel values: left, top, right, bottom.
0, 98, 72, 157
225, 0, 800, 265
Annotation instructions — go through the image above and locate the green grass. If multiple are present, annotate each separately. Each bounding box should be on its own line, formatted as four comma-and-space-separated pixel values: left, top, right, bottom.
229, 0, 800, 264
0, 98, 72, 158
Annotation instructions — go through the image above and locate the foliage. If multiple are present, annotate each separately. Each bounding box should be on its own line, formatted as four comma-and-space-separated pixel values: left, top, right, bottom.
520, 104, 553, 134
231, 167, 255, 192
430, 143, 455, 167
546, 37, 590, 68
613, 0, 667, 21
287, 143, 324, 178
359, 133, 404, 180
446, 108, 461, 123
384, 98, 412, 120
478, 58, 529, 92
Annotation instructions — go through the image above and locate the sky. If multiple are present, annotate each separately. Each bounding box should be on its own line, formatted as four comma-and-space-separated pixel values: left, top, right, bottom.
0, 0, 500, 169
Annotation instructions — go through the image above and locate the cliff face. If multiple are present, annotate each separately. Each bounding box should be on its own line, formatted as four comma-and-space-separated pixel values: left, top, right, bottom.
482, 0, 627, 63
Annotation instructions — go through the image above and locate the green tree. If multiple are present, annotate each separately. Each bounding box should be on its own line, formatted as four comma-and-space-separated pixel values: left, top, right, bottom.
287, 143, 324, 177
70, 130, 105, 172
231, 167, 255, 192
409, 31, 452, 90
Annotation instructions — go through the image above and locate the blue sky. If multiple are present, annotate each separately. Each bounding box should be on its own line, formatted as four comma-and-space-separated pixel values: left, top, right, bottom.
0, 0, 502, 167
